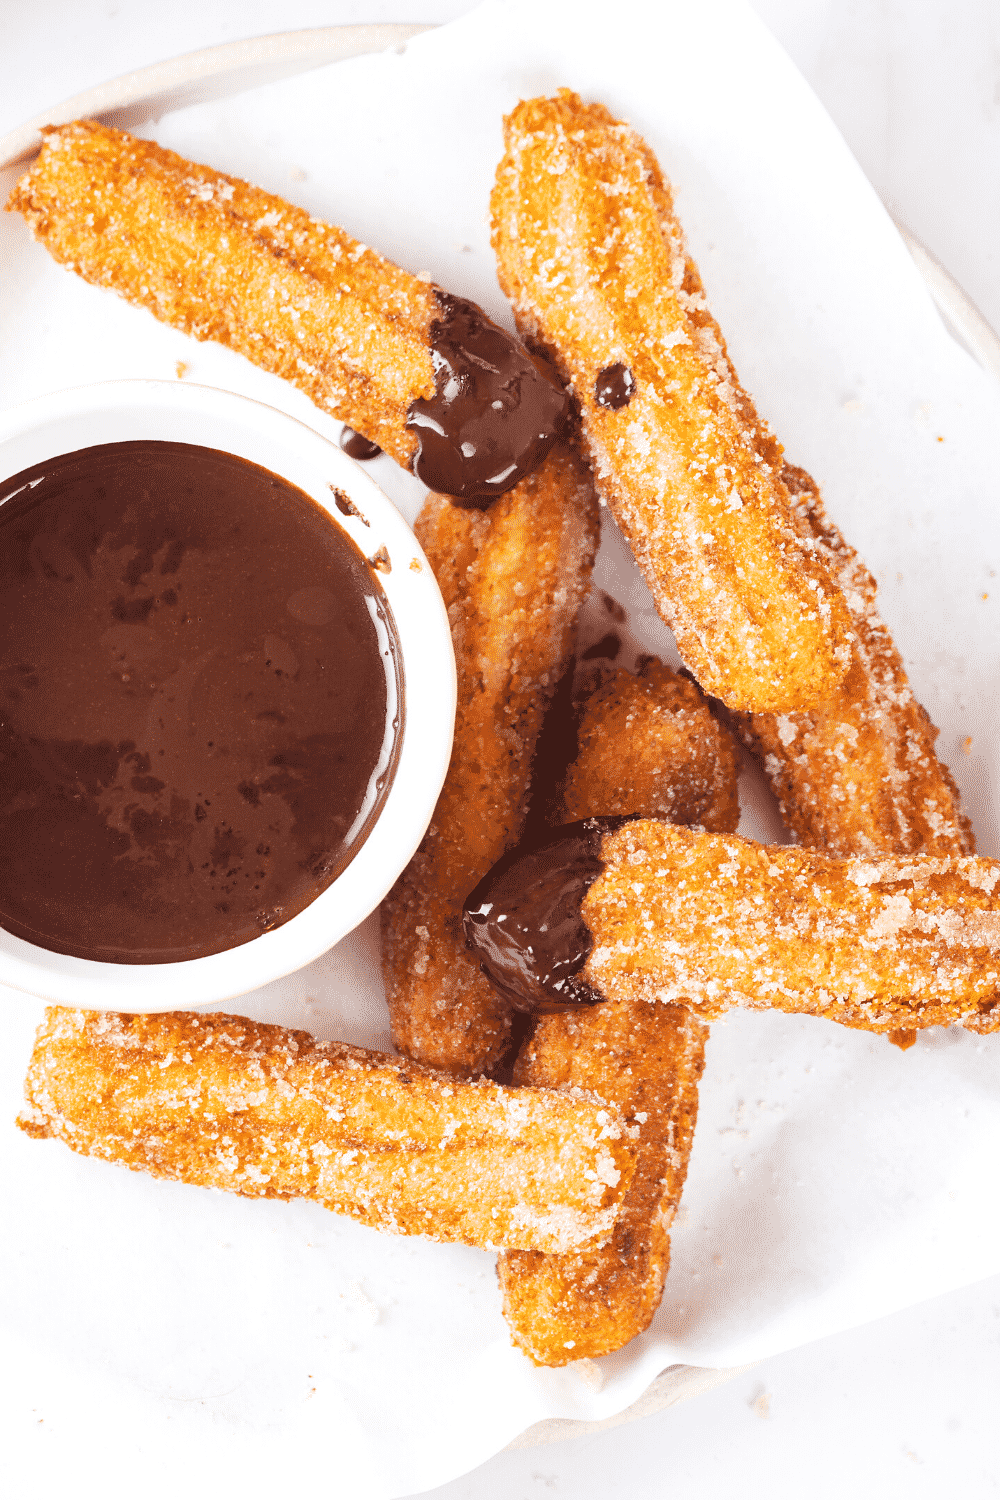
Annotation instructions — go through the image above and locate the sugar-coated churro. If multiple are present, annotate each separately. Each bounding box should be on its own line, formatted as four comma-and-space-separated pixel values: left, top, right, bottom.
499, 997, 707, 1364
465, 821, 1000, 1033
733, 464, 973, 858
19, 1008, 638, 1254
381, 445, 599, 1076
564, 660, 739, 830
8, 121, 568, 504
497, 662, 728, 1365
491, 91, 852, 712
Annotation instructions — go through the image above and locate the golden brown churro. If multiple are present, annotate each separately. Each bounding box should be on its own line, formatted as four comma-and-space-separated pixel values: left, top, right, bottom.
497, 663, 733, 1365
734, 464, 973, 859
465, 821, 1000, 1034
491, 91, 852, 712
9, 121, 567, 503
19, 1008, 638, 1254
381, 446, 600, 1076
564, 660, 739, 830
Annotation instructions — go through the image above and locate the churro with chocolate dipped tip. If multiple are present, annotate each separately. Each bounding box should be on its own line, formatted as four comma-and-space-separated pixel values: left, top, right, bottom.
465, 821, 1000, 1033
8, 121, 568, 504
564, 661, 739, 830
19, 1008, 637, 1255
491, 91, 852, 712
497, 663, 729, 1365
381, 446, 599, 1076
734, 464, 973, 859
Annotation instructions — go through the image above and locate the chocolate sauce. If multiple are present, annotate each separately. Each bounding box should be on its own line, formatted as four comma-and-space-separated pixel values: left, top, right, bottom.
594, 363, 635, 411
463, 818, 632, 1012
340, 427, 382, 461
407, 292, 570, 507
0, 441, 402, 963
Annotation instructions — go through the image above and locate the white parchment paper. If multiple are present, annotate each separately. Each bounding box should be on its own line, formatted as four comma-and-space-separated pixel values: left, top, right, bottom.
1, 1, 999, 1494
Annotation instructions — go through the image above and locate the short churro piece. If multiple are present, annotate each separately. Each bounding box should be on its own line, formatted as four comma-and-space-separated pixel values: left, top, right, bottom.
491, 91, 852, 712
465, 821, 1000, 1034
563, 661, 739, 830
499, 663, 727, 1365
381, 446, 599, 1076
19, 1008, 637, 1255
9, 121, 567, 503
733, 464, 973, 858
500, 998, 707, 1365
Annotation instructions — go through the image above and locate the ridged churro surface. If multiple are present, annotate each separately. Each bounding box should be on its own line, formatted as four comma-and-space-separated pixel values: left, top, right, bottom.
498, 663, 727, 1364
9, 120, 437, 466
18, 1008, 637, 1254
491, 91, 852, 713
582, 823, 1000, 1032
735, 465, 973, 859
381, 446, 599, 1076
564, 662, 739, 830
500, 997, 707, 1364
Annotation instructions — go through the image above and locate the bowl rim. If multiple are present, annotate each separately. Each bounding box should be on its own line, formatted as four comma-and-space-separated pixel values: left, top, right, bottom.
0, 377, 456, 1008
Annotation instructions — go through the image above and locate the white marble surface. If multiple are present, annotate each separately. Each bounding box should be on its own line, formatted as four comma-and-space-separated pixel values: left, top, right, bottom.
3, 4, 999, 1497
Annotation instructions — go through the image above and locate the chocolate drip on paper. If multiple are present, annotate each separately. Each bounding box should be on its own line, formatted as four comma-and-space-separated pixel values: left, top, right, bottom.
463, 817, 634, 1012
407, 292, 570, 507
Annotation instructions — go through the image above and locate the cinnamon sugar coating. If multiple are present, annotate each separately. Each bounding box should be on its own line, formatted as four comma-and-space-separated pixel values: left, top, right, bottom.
8, 120, 437, 466
499, 998, 707, 1364
497, 664, 731, 1365
491, 91, 852, 712
18, 1008, 637, 1255
734, 464, 973, 859
582, 823, 1000, 1033
381, 446, 599, 1076
564, 661, 739, 830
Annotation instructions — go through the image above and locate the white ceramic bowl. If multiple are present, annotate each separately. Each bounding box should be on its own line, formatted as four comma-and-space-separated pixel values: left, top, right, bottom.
0, 379, 456, 1010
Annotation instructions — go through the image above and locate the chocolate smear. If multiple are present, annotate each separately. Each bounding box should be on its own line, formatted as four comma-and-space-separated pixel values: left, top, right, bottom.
407, 292, 569, 507
340, 427, 382, 461
594, 363, 635, 411
463, 817, 633, 1012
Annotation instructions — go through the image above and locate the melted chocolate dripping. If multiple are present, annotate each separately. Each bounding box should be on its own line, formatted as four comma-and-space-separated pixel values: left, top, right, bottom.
339, 427, 382, 461
594, 363, 635, 410
407, 292, 570, 507
463, 817, 633, 1013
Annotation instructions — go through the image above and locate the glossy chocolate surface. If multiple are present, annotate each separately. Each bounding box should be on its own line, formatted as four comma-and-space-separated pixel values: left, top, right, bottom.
463, 817, 632, 1012
0, 440, 401, 963
339, 427, 382, 461
407, 292, 569, 507
594, 363, 635, 410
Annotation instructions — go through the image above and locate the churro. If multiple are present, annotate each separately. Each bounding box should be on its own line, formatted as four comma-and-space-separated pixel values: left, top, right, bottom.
465, 820, 1000, 1033
564, 660, 739, 830
491, 91, 852, 711
733, 464, 973, 858
497, 663, 730, 1365
381, 445, 599, 1076
8, 120, 568, 504
18, 1007, 638, 1254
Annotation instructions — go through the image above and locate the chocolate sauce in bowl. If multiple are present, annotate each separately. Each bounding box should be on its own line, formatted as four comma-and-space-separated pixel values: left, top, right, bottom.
463, 817, 634, 1012
0, 440, 402, 963
407, 293, 570, 507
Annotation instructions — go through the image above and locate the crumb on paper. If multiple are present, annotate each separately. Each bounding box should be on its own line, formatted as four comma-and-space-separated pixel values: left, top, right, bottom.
842, 397, 861, 413
409, 557, 422, 573
750, 1388, 771, 1419
289, 165, 307, 182
175, 361, 188, 379
347, 1280, 383, 1324
575, 1357, 605, 1392
963, 736, 973, 755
